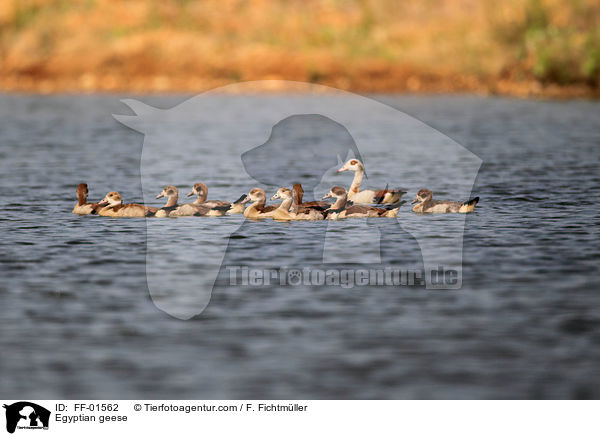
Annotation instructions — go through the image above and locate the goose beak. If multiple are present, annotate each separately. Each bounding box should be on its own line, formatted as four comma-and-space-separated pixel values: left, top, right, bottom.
337, 166, 347, 173
97, 199, 108, 207
322, 192, 333, 200
411, 198, 418, 204
241, 196, 251, 204
186, 191, 194, 197
156, 193, 165, 199
270, 194, 278, 201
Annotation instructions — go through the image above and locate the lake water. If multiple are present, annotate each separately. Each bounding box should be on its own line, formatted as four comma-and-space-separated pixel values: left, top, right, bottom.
1, 94, 599, 399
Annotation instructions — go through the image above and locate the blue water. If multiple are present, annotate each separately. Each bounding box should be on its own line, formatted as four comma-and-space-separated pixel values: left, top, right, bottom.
0, 94, 599, 399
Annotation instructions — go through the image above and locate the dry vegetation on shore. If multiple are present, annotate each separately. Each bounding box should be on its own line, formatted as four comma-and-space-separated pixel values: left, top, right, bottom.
0, 0, 598, 96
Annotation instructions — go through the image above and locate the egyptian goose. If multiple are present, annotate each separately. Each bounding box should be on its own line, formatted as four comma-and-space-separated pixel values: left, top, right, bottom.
97, 192, 158, 217
271, 188, 325, 221
322, 186, 403, 220
187, 182, 246, 214
72, 183, 101, 215
154, 185, 181, 217
291, 183, 330, 213
156, 185, 227, 217
337, 159, 406, 204
241, 188, 278, 219
411, 189, 479, 213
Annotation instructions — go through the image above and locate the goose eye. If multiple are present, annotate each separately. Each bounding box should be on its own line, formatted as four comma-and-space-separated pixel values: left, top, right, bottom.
350, 160, 358, 165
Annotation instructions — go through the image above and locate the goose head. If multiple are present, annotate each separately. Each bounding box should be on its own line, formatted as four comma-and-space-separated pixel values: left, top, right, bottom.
187, 182, 207, 201
156, 185, 178, 200
98, 191, 122, 208
412, 188, 433, 204
242, 188, 267, 205
338, 158, 364, 173
271, 187, 293, 201
322, 186, 347, 200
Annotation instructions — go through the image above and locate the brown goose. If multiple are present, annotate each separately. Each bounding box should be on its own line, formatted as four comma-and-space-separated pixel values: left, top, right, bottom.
156, 185, 227, 217
187, 182, 246, 214
241, 188, 278, 219
97, 192, 157, 217
291, 183, 330, 213
322, 186, 403, 220
72, 183, 101, 215
411, 189, 479, 213
337, 159, 406, 204
271, 188, 325, 221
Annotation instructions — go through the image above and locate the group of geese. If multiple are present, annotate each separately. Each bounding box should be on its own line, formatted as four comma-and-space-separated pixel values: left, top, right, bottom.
72, 159, 480, 220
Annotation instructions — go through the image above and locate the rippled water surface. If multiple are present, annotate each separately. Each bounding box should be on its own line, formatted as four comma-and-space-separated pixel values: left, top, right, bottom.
1, 94, 599, 399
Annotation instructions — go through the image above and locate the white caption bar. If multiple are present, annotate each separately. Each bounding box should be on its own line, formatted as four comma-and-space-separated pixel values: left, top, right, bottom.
1, 400, 598, 435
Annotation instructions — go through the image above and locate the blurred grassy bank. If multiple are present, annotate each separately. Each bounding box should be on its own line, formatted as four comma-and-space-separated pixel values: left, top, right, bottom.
0, 0, 598, 96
